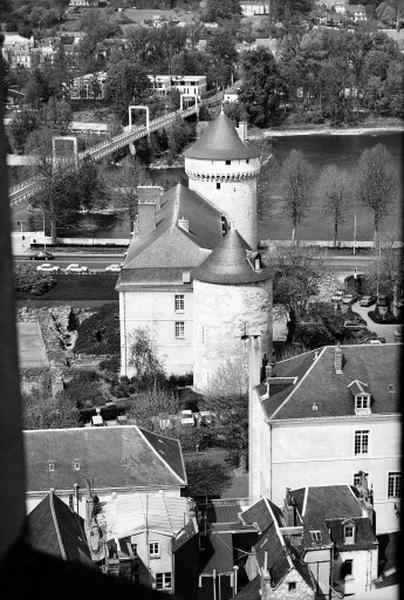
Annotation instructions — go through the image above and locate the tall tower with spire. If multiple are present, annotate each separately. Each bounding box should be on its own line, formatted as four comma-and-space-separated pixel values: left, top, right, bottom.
184, 110, 261, 249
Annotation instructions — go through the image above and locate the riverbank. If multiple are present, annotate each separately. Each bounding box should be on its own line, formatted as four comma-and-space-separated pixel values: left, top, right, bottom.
250, 123, 404, 138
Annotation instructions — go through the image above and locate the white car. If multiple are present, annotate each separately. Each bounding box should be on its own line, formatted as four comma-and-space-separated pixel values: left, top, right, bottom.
65, 263, 89, 274
179, 410, 195, 427
104, 263, 121, 273
36, 263, 60, 274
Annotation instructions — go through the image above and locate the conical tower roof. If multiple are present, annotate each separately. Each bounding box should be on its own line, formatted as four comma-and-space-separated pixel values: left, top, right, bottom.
184, 110, 260, 160
193, 228, 271, 284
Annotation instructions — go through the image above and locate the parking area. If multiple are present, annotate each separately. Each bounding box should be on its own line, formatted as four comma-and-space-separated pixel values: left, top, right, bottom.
352, 302, 400, 343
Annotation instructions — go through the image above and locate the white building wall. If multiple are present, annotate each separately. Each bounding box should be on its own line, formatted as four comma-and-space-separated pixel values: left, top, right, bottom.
304, 548, 332, 598
336, 548, 378, 594
120, 288, 194, 377
132, 530, 173, 585
185, 156, 260, 249
263, 418, 401, 534
193, 279, 272, 393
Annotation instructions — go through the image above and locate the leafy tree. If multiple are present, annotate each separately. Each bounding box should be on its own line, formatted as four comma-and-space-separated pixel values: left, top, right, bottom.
128, 327, 164, 382
8, 109, 38, 154
271, 247, 328, 337
202, 0, 241, 22
279, 150, 314, 241
23, 394, 80, 430
367, 244, 403, 309
184, 458, 232, 498
205, 27, 238, 88
14, 264, 56, 295
105, 59, 151, 122
171, 49, 209, 76
376, 0, 404, 31
126, 27, 167, 74
356, 143, 396, 247
166, 116, 195, 162
126, 388, 180, 430
316, 165, 351, 246
239, 47, 286, 127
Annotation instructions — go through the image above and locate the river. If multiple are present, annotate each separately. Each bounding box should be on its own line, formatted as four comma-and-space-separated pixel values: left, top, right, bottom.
11, 130, 403, 242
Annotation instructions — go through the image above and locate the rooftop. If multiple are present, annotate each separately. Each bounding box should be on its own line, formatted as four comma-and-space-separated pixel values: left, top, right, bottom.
183, 110, 260, 160
28, 491, 93, 566
258, 344, 400, 421
193, 228, 272, 285
24, 425, 187, 493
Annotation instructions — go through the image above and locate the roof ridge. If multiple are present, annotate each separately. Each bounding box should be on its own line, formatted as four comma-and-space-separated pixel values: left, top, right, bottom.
172, 183, 181, 227
137, 428, 186, 485
267, 347, 326, 420
49, 491, 67, 560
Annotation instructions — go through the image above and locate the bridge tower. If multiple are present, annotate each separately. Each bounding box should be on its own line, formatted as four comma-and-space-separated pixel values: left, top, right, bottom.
184, 109, 261, 249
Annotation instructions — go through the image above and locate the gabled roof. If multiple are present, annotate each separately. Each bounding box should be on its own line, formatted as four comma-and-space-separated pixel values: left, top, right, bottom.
290, 485, 376, 550
101, 493, 192, 540
28, 491, 93, 566
259, 344, 400, 421
240, 498, 284, 533
183, 110, 260, 160
120, 183, 223, 277
194, 228, 272, 284
24, 425, 187, 494
347, 379, 369, 396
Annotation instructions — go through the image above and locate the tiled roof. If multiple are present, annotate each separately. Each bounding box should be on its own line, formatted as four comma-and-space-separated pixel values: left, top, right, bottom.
118, 266, 196, 287
194, 228, 272, 284
101, 493, 191, 540
260, 344, 400, 421
240, 498, 284, 533
207, 499, 255, 532
201, 531, 234, 573
327, 518, 378, 551
24, 425, 187, 493
184, 110, 260, 160
290, 485, 376, 550
28, 491, 93, 566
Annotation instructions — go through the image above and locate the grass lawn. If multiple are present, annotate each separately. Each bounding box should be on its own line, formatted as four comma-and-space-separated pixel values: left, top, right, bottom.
16, 274, 119, 302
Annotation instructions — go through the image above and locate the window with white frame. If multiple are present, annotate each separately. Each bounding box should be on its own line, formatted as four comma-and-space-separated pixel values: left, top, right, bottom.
149, 542, 160, 558
388, 472, 401, 498
354, 430, 369, 455
310, 530, 322, 542
353, 472, 362, 487
175, 321, 185, 339
156, 572, 172, 589
175, 294, 184, 312
344, 524, 354, 543
355, 394, 371, 414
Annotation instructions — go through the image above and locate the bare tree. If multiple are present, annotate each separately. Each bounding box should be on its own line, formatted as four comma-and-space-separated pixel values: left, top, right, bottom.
367, 241, 403, 314
23, 392, 80, 430
317, 165, 351, 246
279, 149, 314, 241
356, 143, 396, 248
106, 156, 150, 229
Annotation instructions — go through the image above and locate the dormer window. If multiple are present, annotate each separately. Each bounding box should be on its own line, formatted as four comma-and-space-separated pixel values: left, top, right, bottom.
355, 394, 371, 415
48, 463, 55, 472
343, 524, 355, 544
310, 530, 322, 542
73, 462, 80, 471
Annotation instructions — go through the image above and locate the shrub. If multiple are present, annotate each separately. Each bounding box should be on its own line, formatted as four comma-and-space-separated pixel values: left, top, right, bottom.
75, 303, 120, 354
14, 264, 56, 295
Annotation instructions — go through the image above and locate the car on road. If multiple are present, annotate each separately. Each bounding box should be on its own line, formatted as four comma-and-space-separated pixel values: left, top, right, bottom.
104, 263, 121, 273
36, 263, 60, 274
30, 251, 54, 261
342, 294, 357, 305
362, 336, 386, 344
65, 263, 89, 274
393, 326, 402, 339
344, 320, 366, 331
331, 290, 344, 303
360, 295, 377, 307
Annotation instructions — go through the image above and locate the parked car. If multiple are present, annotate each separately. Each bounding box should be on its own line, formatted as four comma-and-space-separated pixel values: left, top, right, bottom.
36, 263, 60, 274
362, 336, 386, 344
30, 250, 54, 261
342, 294, 357, 305
360, 295, 377, 307
104, 263, 121, 273
179, 409, 195, 427
331, 290, 344, 303
393, 326, 402, 339
344, 320, 366, 331
65, 263, 89, 274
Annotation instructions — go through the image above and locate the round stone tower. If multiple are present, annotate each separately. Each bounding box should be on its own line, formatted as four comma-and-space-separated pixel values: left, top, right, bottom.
192, 228, 272, 394
184, 109, 261, 250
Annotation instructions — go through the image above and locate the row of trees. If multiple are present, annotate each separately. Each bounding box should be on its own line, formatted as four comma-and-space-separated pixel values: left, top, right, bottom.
260, 142, 397, 246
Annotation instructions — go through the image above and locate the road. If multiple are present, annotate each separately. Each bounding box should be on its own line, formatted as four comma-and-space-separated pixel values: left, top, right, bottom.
15, 252, 126, 272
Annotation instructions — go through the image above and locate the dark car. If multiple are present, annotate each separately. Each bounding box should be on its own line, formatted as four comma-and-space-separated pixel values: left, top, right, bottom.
30, 251, 54, 261
344, 320, 367, 331
360, 295, 377, 307
342, 294, 357, 305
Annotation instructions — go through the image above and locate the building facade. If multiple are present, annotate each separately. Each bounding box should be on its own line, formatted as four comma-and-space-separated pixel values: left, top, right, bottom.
249, 344, 401, 535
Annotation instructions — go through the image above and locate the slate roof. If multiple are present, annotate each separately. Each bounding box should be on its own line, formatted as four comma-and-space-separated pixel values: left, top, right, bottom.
207, 499, 256, 532
290, 485, 377, 550
183, 110, 260, 160
28, 491, 93, 566
259, 344, 400, 421
118, 183, 224, 289
201, 531, 235, 573
24, 425, 187, 493
233, 575, 261, 600
240, 498, 284, 533
193, 228, 272, 284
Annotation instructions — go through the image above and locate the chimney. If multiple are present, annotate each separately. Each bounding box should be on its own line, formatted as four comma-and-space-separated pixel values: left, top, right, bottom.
334, 345, 343, 374
237, 121, 248, 142
283, 488, 295, 527
137, 185, 163, 211
178, 216, 189, 232
137, 201, 156, 240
